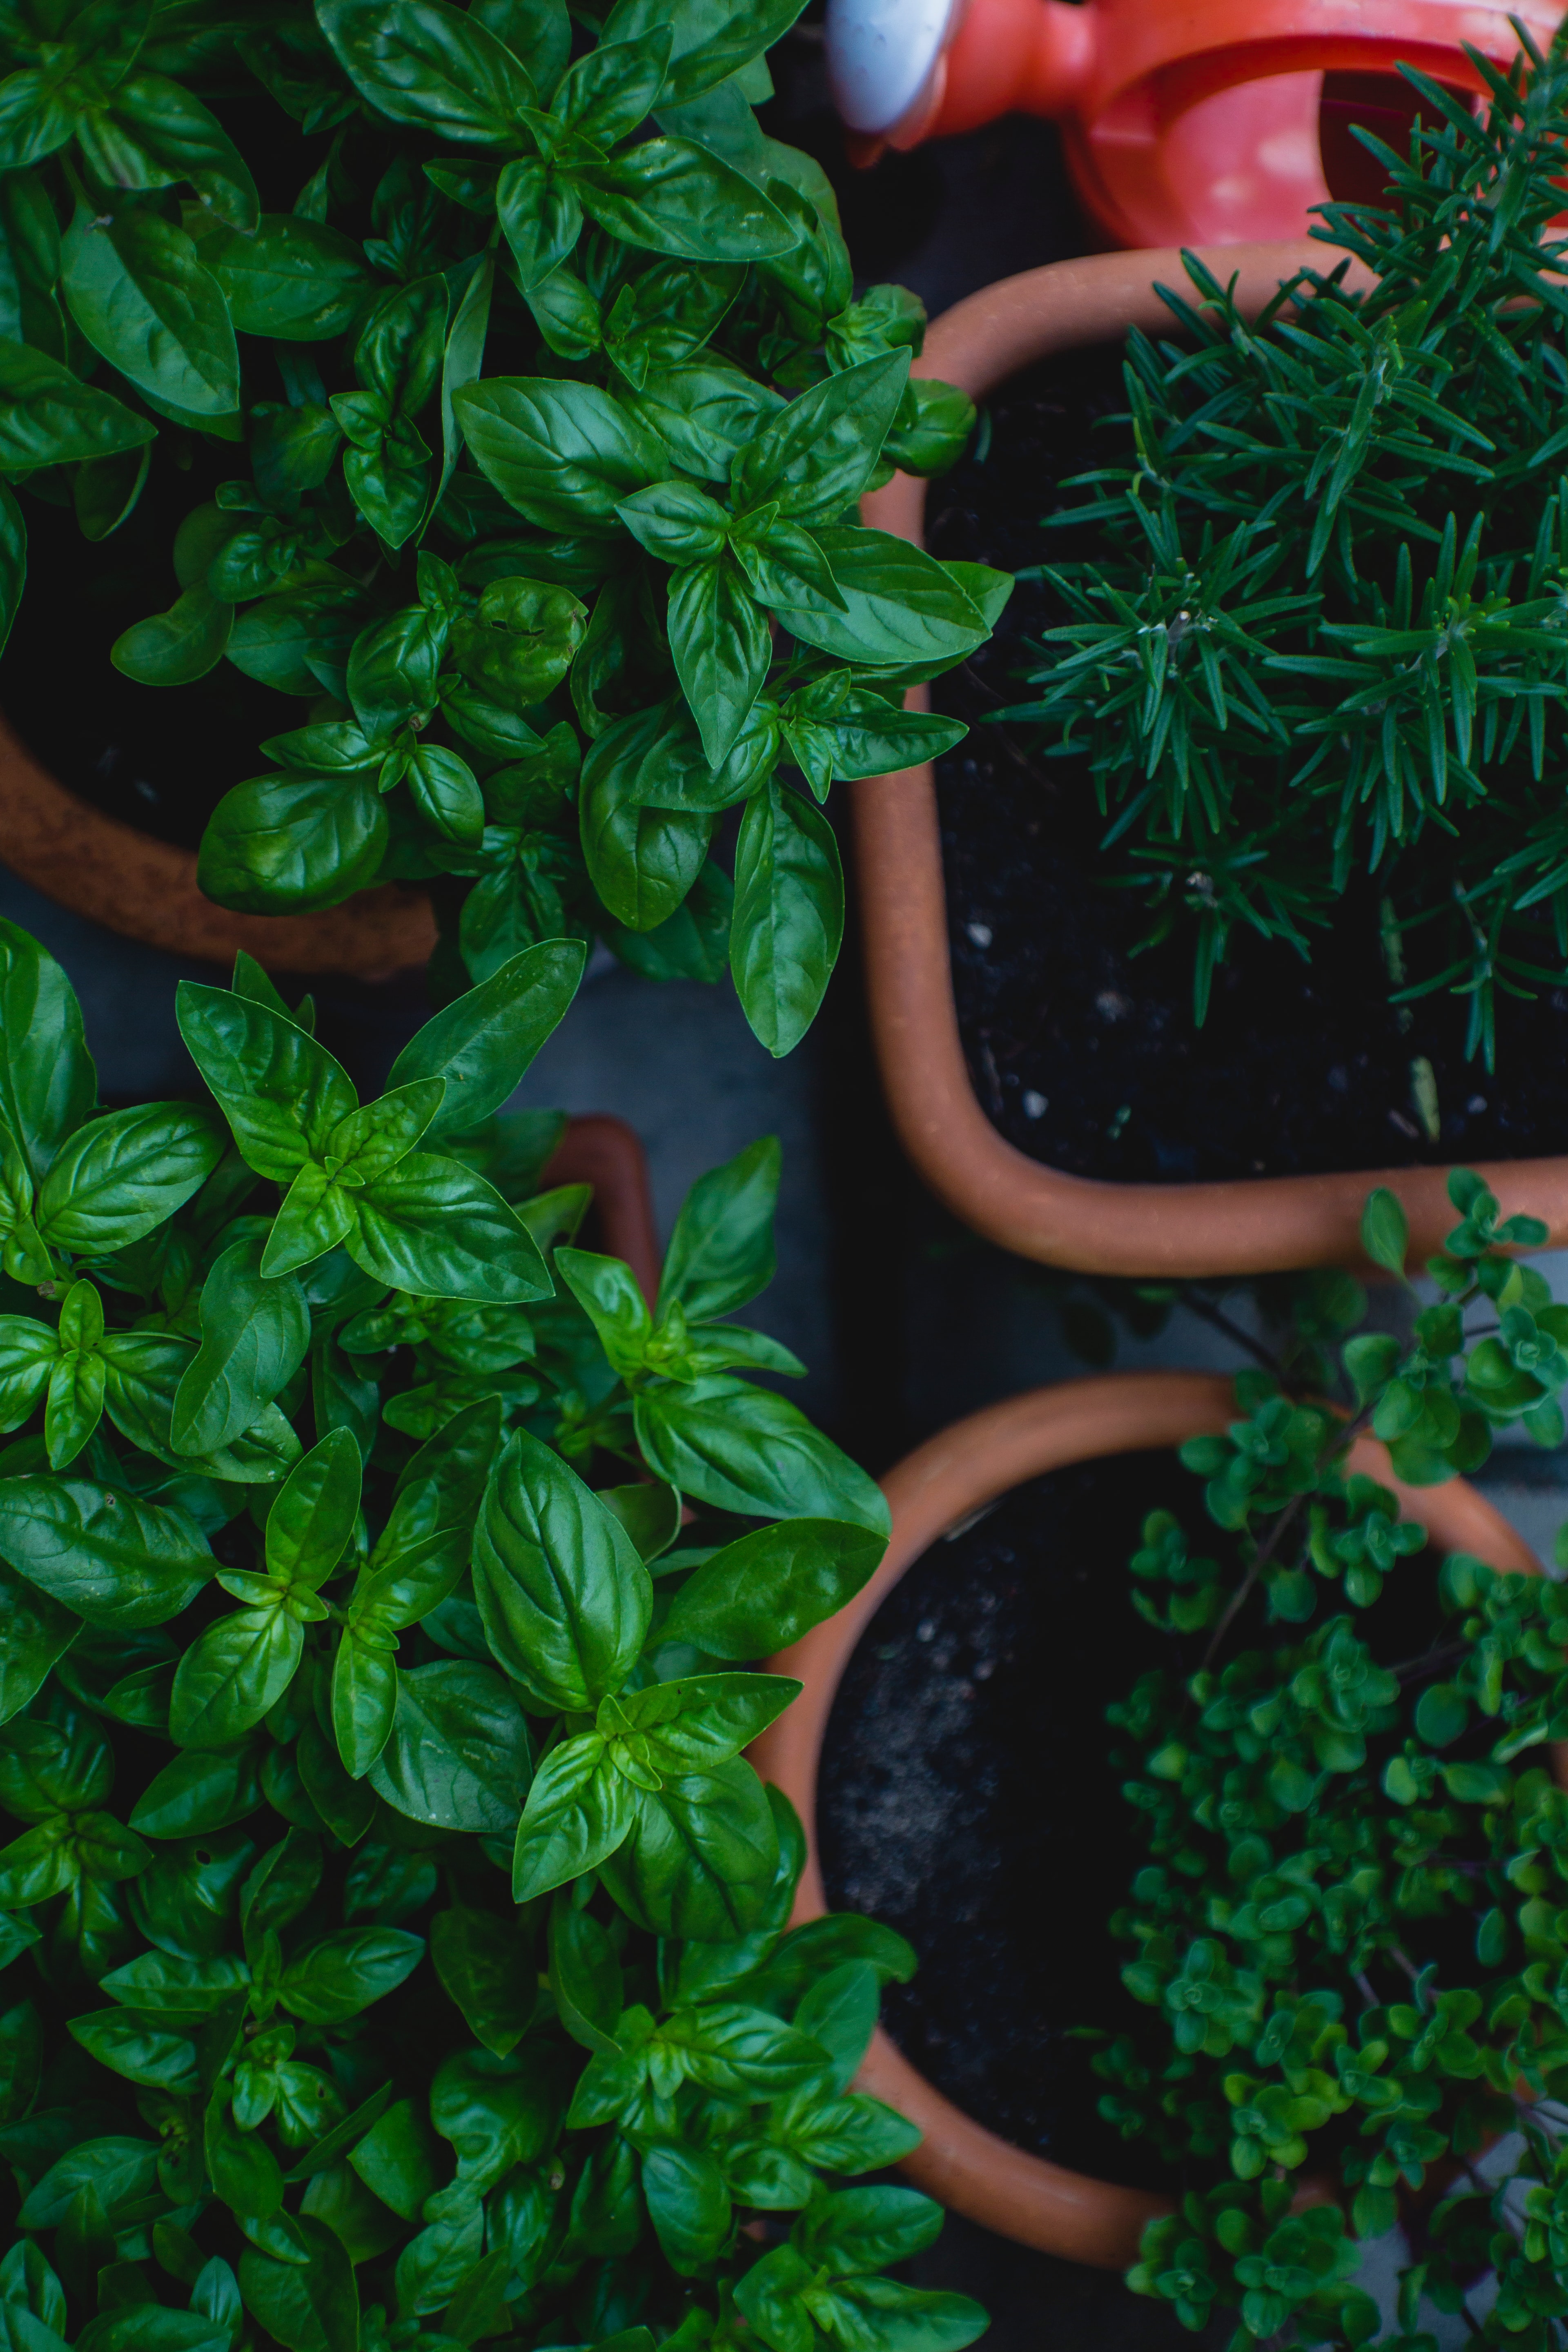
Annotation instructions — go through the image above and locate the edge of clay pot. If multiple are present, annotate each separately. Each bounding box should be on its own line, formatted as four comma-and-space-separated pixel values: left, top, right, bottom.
542, 1113, 662, 1304
0, 706, 437, 980
748, 1368, 1545, 2265
855, 239, 1568, 1275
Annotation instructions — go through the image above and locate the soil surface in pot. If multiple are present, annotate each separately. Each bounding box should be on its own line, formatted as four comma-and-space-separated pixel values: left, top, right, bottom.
816, 1441, 1454, 2191
1, 460, 296, 852
926, 348, 1568, 1183
817, 1448, 1190, 2191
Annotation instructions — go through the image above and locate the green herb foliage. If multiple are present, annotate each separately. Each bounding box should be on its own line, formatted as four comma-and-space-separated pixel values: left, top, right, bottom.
1003, 33, 1568, 1063
0, 0, 996, 1056
0, 917, 985, 2352
1096, 1174, 1568, 2347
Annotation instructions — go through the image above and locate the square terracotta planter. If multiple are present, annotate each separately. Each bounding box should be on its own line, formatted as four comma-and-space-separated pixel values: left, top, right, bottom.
855, 240, 1568, 1276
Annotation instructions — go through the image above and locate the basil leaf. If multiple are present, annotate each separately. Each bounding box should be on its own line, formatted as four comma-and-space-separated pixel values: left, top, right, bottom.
662, 1518, 884, 1657
604, 0, 808, 103
660, 1134, 779, 1321
0, 337, 154, 470
128, 1743, 262, 1838
169, 1604, 302, 1749
511, 1730, 636, 1901
236, 2217, 357, 2352
643, 2140, 731, 2271
81, 71, 259, 229
318, 0, 537, 142
575, 141, 796, 261
0, 1316, 57, 1432
555, 1247, 651, 1377
0, 1559, 80, 1724
368, 1659, 533, 1833
331, 1628, 398, 1783
777, 527, 987, 666
473, 1428, 653, 1712
62, 202, 238, 418
35, 1103, 223, 1254
266, 1430, 362, 1589
225, 577, 375, 695
733, 354, 909, 527
389, 941, 584, 1137
69, 2007, 201, 2094
454, 376, 668, 534
359, 1397, 502, 1630
172, 1236, 311, 1459
496, 156, 582, 293
0, 1479, 212, 1628
731, 780, 844, 1058
621, 1672, 799, 1770
176, 984, 359, 1182
18, 2137, 159, 2230
203, 214, 372, 341
431, 1904, 535, 2056
350, 1152, 550, 1303
111, 583, 232, 686
450, 575, 586, 705
666, 552, 771, 768
635, 1377, 890, 1532
600, 1757, 780, 1939
279, 1926, 423, 2024
581, 748, 713, 930
0, 920, 95, 1186
602, 857, 733, 982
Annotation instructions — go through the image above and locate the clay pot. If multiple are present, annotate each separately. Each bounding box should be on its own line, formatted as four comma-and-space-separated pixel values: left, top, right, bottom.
543, 1113, 661, 1303
856, 239, 1568, 1276
748, 1368, 1546, 2265
0, 708, 435, 980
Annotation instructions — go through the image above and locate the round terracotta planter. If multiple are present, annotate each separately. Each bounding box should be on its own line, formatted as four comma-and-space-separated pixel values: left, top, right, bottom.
749, 1368, 1548, 2265
0, 708, 436, 980
542, 1112, 661, 1304
855, 239, 1568, 1276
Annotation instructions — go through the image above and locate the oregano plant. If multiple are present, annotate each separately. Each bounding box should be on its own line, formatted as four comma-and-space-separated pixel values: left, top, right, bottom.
1092, 1174, 1568, 2348
0, 917, 987, 2352
0, 0, 996, 1054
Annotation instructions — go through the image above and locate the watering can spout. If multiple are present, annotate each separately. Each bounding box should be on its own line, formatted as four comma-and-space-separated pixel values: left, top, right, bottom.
828, 0, 1096, 149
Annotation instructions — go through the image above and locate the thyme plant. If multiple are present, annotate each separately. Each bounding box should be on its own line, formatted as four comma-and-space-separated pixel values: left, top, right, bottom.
1004, 33, 1568, 1064
0, 918, 985, 2352
1096, 1175, 1568, 2348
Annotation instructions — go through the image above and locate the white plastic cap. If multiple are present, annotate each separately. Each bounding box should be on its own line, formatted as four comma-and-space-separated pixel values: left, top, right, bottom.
826, 0, 965, 136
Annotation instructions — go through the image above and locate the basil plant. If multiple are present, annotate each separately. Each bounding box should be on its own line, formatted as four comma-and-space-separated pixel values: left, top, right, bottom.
0, 919, 985, 2352
0, 0, 998, 1057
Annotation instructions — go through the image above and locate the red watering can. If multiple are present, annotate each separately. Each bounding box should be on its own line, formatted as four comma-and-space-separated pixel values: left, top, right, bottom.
825, 0, 1564, 245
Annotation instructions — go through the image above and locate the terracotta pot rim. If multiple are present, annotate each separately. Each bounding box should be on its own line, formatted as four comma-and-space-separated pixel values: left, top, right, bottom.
748, 1367, 1544, 2265
854, 238, 1568, 1276
0, 706, 437, 980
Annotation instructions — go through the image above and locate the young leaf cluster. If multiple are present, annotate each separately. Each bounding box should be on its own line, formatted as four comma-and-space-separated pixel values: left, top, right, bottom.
1003, 32, 1568, 1060
0, 918, 984, 2352
1098, 1176, 1568, 2349
0, 0, 996, 1057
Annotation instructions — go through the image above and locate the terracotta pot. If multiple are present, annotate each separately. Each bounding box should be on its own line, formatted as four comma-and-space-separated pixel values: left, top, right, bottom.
542, 1113, 661, 1304
0, 708, 436, 980
749, 1368, 1547, 2265
855, 240, 1568, 1276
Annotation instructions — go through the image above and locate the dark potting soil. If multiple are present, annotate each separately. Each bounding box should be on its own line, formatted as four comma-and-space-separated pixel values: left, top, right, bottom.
816, 1449, 1188, 2191
0, 463, 296, 853
815, 1445, 1454, 2192
926, 347, 1568, 1183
